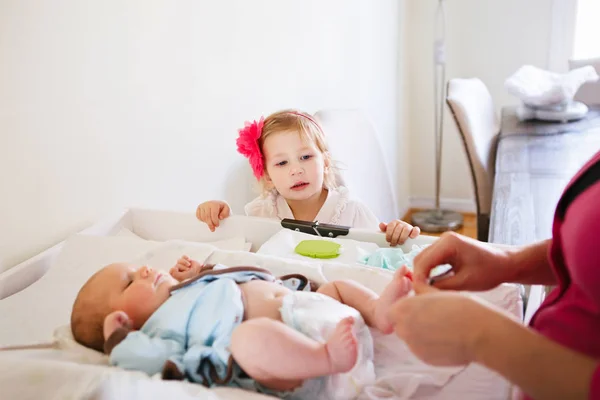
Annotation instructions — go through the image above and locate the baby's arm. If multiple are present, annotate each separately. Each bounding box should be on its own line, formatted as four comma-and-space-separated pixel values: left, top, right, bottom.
230, 316, 358, 392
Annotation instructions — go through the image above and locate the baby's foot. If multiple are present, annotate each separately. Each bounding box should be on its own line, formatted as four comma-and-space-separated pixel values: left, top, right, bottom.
325, 317, 358, 374
373, 267, 413, 334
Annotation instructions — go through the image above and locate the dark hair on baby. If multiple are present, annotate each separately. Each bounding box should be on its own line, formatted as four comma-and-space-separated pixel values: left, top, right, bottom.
71, 271, 112, 352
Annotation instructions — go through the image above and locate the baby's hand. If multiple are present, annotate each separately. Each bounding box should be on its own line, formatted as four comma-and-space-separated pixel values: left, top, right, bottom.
169, 255, 203, 282
379, 220, 420, 246
196, 200, 231, 232
103, 311, 132, 341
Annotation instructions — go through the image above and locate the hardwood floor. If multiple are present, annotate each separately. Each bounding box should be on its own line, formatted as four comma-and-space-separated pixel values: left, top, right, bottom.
402, 209, 477, 240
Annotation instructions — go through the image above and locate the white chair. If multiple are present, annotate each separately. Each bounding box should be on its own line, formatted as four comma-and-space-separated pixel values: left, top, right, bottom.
569, 57, 600, 105
446, 78, 500, 242
315, 109, 399, 224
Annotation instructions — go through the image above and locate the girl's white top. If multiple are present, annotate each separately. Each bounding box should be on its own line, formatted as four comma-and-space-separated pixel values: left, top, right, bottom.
244, 186, 380, 228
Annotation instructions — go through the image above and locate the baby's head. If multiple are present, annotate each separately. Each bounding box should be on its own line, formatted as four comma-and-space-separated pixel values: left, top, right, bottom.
238, 109, 338, 198
71, 262, 177, 351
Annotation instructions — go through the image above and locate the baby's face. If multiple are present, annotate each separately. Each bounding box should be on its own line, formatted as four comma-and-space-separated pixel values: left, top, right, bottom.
96, 262, 178, 329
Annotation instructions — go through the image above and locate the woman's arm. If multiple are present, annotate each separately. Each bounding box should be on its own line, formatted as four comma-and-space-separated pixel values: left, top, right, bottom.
504, 239, 557, 285
476, 310, 598, 399
413, 234, 557, 290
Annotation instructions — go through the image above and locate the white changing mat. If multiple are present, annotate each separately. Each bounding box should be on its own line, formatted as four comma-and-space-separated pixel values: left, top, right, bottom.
257, 228, 380, 264
0, 233, 521, 400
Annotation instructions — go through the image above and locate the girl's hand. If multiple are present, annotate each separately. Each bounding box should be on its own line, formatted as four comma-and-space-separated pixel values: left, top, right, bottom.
169, 255, 203, 282
103, 311, 132, 341
379, 220, 420, 246
196, 200, 231, 232
387, 282, 498, 366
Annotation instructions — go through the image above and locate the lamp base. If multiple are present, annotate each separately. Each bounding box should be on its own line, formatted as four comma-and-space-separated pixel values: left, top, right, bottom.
411, 209, 463, 233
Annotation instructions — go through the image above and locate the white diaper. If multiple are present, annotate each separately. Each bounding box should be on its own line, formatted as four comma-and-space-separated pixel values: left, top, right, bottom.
273, 291, 376, 400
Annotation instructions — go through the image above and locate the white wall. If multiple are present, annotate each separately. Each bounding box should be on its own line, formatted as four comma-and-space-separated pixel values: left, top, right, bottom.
0, 0, 403, 271
396, 0, 411, 218
406, 0, 554, 211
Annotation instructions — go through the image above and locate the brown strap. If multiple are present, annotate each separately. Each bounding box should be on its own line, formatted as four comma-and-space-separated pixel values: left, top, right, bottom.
278, 273, 320, 291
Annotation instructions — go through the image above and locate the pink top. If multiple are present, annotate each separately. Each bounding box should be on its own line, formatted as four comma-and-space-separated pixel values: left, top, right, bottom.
529, 150, 600, 398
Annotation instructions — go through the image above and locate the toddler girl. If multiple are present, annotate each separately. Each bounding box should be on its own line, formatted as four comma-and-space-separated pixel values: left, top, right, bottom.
197, 109, 419, 246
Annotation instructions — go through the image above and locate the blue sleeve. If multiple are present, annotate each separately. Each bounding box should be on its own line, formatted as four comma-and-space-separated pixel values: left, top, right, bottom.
182, 278, 244, 386
110, 331, 185, 376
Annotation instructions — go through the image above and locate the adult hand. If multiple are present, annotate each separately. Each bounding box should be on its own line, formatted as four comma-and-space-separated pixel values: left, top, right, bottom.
387, 282, 498, 366
413, 232, 511, 291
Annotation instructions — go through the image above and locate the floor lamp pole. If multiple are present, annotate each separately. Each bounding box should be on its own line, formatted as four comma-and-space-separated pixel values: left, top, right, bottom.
412, 0, 463, 232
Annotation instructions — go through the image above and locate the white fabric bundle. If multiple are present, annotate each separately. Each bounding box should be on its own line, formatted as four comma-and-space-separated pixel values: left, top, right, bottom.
505, 65, 599, 108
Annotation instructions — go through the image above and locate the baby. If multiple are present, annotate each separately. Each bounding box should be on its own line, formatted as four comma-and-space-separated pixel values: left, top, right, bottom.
71, 256, 412, 399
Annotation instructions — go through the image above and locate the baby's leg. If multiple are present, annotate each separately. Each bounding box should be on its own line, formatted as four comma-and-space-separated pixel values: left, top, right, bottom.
230, 317, 358, 392
317, 267, 412, 334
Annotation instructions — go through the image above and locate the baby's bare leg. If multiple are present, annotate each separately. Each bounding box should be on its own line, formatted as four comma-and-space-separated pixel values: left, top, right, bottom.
317, 267, 412, 334
230, 317, 358, 391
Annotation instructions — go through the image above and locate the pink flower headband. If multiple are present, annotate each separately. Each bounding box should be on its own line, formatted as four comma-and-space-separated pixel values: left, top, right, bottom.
236, 111, 322, 180
236, 117, 265, 179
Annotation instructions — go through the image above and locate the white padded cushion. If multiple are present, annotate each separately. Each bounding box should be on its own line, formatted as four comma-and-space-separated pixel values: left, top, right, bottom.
115, 227, 249, 252
0, 234, 522, 400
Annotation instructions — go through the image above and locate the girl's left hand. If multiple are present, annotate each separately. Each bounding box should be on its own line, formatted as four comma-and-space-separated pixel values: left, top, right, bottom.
380, 220, 420, 246
387, 282, 496, 366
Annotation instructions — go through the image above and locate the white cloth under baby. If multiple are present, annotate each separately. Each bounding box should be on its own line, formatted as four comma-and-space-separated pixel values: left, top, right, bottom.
359, 331, 465, 400
278, 291, 376, 400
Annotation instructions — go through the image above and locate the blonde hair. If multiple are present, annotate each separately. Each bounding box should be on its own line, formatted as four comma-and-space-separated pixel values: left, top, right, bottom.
256, 109, 337, 195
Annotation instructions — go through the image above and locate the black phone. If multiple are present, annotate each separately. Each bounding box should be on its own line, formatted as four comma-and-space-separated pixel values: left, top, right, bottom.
280, 218, 350, 238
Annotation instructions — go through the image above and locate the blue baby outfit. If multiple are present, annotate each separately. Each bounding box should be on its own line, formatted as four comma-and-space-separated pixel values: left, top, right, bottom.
107, 266, 274, 388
